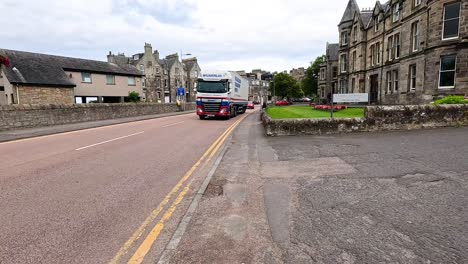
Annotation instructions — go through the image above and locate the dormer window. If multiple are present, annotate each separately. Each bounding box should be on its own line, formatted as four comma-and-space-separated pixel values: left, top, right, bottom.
341, 31, 348, 46
374, 16, 380, 32
393, 3, 400, 22
353, 26, 357, 42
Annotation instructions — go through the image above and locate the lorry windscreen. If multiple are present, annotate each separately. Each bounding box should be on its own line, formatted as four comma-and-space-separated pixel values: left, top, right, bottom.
197, 80, 228, 93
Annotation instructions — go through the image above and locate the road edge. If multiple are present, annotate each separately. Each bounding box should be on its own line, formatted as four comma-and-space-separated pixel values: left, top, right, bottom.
156, 123, 234, 264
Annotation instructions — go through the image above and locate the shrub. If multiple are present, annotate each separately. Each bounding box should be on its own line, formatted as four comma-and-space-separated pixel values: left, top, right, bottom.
434, 96, 468, 105
128, 91, 141, 103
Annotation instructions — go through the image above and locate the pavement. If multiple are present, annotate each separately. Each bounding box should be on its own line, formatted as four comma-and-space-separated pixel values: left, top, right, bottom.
166, 111, 468, 263
0, 110, 194, 142
0, 110, 252, 264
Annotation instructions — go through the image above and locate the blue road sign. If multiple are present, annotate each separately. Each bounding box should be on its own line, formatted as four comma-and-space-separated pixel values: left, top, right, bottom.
177, 87, 185, 96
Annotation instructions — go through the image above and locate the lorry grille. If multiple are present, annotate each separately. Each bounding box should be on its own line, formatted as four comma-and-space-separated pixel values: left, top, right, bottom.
202, 102, 221, 113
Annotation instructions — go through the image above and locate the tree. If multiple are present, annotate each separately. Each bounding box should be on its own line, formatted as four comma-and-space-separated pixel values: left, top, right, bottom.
301, 56, 325, 97
128, 91, 141, 102
271, 72, 303, 100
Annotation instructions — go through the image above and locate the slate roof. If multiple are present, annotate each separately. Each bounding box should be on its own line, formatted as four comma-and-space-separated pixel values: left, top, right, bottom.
327, 43, 339, 61
360, 11, 373, 27
165, 54, 180, 70
340, 0, 360, 24
158, 59, 168, 70
0, 49, 142, 87
182, 58, 198, 72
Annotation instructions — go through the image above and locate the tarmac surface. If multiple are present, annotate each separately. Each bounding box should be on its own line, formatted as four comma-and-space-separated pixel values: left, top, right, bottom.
0, 111, 247, 264
168, 111, 468, 263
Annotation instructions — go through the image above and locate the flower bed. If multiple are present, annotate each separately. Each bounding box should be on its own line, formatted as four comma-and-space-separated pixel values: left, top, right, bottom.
313, 104, 348, 111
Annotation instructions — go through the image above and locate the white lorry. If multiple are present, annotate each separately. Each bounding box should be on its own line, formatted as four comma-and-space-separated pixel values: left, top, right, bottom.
195, 71, 249, 120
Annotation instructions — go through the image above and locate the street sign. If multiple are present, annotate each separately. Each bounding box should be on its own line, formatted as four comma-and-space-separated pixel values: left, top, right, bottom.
333, 93, 369, 103
177, 87, 185, 97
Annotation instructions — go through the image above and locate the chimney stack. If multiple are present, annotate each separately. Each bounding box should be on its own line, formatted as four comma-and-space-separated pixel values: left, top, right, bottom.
144, 43, 152, 56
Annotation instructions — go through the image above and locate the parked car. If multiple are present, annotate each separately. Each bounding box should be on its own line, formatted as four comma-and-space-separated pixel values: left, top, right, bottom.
275, 100, 290, 106
247, 101, 255, 109
301, 97, 312, 102
253, 100, 260, 105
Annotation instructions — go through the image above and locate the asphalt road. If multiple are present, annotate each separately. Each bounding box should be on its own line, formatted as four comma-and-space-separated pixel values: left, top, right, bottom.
0, 112, 243, 264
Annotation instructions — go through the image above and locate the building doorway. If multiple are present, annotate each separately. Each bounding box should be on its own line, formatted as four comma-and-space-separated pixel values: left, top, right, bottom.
370, 75, 379, 104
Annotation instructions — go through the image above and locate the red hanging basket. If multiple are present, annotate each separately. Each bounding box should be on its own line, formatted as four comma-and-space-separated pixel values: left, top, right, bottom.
0, 55, 10, 67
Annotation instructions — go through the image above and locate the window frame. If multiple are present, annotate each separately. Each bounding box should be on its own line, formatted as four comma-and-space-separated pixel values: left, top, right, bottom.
412, 21, 420, 52
388, 36, 394, 61
376, 42, 381, 64
393, 3, 400, 22
370, 45, 375, 66
438, 55, 457, 89
395, 33, 401, 59
414, 0, 421, 7
374, 16, 379, 32
409, 64, 417, 91
106, 74, 115, 85
352, 51, 356, 72
340, 54, 347, 73
341, 31, 348, 46
442, 2, 461, 40
393, 70, 399, 92
353, 26, 358, 42
386, 71, 393, 94
81, 72, 92, 83
128, 76, 136, 86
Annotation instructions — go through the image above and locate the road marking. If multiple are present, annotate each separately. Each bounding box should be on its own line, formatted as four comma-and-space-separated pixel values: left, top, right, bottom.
127, 184, 192, 264
108, 118, 244, 264
161, 121, 185, 128
125, 114, 250, 264
75, 132, 144, 151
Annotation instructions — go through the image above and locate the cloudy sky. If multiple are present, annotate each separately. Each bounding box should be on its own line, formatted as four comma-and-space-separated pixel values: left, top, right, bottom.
0, 0, 378, 72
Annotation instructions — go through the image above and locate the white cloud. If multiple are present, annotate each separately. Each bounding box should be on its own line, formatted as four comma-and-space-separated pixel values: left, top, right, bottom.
0, 0, 380, 72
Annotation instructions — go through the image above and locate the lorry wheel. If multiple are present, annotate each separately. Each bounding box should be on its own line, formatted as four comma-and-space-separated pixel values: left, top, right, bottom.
233, 106, 238, 117
199, 115, 205, 120
239, 106, 246, 114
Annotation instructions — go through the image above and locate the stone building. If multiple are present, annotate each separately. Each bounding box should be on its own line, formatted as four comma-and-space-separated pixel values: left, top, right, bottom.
289, 67, 306, 82
108, 43, 168, 103
241, 69, 273, 103
318, 43, 339, 101
322, 0, 467, 104
108, 43, 202, 103
182, 57, 201, 102
0, 49, 143, 105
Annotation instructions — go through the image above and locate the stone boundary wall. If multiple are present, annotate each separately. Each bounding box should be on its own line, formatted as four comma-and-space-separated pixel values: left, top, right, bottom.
262, 104, 468, 136
0, 103, 196, 131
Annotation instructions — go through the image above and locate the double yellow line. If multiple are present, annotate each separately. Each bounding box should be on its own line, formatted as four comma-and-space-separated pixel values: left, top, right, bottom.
109, 114, 249, 264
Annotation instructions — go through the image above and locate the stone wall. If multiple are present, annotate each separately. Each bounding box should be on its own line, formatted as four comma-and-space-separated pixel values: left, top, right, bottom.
18, 86, 74, 105
0, 103, 196, 131
262, 104, 468, 136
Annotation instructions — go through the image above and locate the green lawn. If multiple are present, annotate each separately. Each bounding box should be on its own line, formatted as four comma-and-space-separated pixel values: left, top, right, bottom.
266, 105, 365, 119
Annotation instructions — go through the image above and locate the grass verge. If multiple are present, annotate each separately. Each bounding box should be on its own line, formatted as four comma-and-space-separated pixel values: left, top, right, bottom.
266, 105, 365, 119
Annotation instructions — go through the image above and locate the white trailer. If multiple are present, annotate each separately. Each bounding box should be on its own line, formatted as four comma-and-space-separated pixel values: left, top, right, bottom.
195, 71, 249, 120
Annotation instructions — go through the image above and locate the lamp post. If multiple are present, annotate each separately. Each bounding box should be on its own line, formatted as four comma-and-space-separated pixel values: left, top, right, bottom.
179, 51, 192, 107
